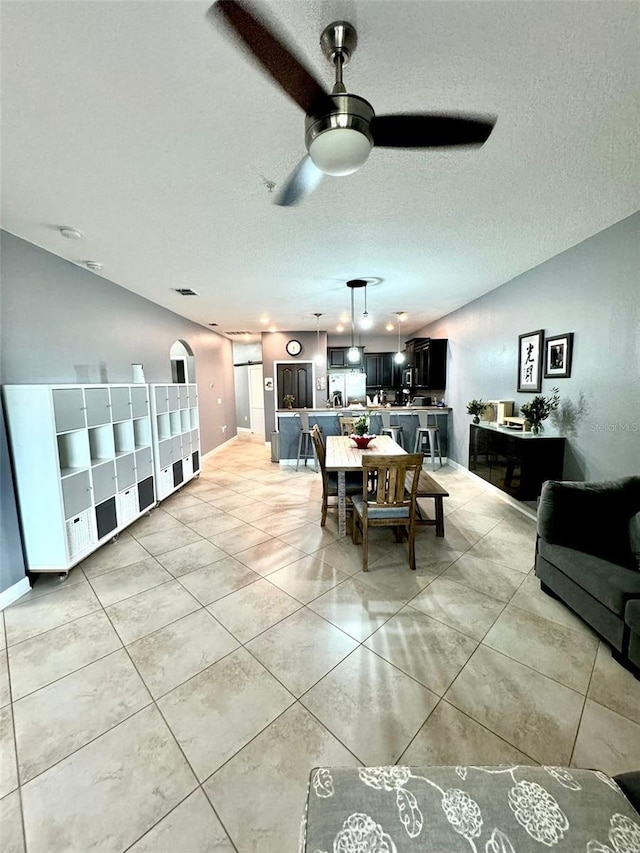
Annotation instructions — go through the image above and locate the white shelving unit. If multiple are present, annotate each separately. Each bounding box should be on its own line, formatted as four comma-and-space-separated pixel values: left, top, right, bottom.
2, 384, 156, 574
149, 383, 200, 501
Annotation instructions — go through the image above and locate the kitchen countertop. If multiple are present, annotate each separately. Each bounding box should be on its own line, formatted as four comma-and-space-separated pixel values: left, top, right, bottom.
277, 406, 451, 414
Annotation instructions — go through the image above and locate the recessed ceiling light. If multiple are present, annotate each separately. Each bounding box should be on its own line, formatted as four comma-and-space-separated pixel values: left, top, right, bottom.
59, 226, 82, 240
385, 322, 394, 332
269, 325, 277, 333
260, 316, 270, 325
85, 261, 103, 271
336, 323, 344, 332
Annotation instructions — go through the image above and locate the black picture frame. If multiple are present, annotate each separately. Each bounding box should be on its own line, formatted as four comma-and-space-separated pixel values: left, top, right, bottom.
517, 329, 544, 393
544, 332, 574, 378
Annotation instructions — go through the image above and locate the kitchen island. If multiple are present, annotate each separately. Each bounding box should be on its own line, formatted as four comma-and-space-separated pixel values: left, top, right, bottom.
275, 407, 451, 462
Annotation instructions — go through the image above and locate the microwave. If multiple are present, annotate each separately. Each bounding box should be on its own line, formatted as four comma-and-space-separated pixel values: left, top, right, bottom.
403, 367, 417, 386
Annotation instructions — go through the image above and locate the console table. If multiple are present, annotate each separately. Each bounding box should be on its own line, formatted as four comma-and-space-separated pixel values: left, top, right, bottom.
469, 423, 565, 501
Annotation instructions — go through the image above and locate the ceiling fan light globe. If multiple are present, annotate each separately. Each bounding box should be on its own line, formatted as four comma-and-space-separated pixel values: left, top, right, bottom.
308, 127, 372, 176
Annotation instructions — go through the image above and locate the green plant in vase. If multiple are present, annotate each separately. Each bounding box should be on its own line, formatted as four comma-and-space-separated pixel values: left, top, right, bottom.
466, 399, 487, 425
520, 387, 560, 434
353, 413, 371, 436
283, 394, 295, 409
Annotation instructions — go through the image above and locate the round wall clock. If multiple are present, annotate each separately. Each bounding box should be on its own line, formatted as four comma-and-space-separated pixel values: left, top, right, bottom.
286, 339, 302, 356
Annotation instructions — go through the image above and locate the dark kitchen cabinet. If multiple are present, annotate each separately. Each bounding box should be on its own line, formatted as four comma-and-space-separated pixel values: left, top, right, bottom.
328, 347, 365, 368
405, 338, 448, 388
365, 353, 393, 387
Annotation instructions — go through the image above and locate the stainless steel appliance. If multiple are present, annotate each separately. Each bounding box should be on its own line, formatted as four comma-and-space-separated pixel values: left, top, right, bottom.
403, 367, 417, 386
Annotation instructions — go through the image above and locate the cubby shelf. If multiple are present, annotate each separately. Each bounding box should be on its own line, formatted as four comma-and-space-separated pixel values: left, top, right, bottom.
149, 383, 200, 502
3, 383, 157, 574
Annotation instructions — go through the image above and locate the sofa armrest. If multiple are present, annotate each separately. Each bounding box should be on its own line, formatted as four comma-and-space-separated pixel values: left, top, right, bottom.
537, 477, 640, 569
613, 771, 640, 814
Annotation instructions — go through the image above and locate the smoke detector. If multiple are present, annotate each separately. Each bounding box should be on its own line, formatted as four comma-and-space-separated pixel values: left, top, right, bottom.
59, 226, 83, 240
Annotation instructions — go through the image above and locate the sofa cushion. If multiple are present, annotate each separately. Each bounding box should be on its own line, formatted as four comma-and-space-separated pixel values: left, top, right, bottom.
630, 512, 640, 567
538, 539, 640, 614
537, 477, 640, 570
625, 598, 640, 632
302, 765, 640, 853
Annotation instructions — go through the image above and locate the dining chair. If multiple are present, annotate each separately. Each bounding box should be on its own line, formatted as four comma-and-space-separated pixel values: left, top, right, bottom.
311, 426, 361, 527
351, 453, 424, 572
338, 416, 358, 436
295, 412, 317, 471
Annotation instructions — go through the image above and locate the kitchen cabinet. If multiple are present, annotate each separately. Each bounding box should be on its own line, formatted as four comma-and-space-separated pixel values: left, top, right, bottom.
328, 346, 365, 368
149, 383, 201, 501
365, 353, 393, 388
3, 383, 156, 574
469, 424, 565, 501
404, 338, 448, 388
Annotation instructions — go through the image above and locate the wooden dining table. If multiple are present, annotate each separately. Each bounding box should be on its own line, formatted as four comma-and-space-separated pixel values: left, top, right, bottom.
325, 434, 407, 536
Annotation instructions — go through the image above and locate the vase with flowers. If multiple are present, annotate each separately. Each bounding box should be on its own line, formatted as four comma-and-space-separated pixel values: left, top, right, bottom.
520, 387, 560, 435
466, 399, 487, 425
283, 394, 295, 409
350, 412, 376, 448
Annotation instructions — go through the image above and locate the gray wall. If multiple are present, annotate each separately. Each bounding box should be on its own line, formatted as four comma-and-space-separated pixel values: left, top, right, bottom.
262, 330, 327, 437
1, 231, 237, 454
1, 398, 26, 593
413, 212, 640, 481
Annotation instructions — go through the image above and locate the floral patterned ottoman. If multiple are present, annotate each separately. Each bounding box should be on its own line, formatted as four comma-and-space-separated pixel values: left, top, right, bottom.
300, 765, 640, 852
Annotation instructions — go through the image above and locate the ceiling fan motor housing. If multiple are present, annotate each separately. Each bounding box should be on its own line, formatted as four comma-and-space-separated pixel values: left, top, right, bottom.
305, 94, 375, 176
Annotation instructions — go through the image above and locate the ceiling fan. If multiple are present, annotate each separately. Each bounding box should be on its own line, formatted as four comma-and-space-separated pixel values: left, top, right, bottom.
208, 1, 496, 206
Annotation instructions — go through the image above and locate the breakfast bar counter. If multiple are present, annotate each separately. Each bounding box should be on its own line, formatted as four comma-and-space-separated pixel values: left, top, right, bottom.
275, 407, 451, 462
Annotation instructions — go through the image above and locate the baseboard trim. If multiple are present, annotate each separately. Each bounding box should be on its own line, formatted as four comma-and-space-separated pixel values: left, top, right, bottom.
201, 435, 239, 461
0, 577, 31, 610
447, 458, 536, 520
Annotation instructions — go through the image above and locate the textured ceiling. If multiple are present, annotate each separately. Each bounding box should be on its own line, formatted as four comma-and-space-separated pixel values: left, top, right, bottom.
1, 1, 639, 342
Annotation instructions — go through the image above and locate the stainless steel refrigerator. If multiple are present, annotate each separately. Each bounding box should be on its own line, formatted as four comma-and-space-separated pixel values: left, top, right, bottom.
328, 371, 367, 406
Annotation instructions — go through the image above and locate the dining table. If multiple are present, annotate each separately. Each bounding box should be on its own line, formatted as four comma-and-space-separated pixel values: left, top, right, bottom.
324, 434, 407, 536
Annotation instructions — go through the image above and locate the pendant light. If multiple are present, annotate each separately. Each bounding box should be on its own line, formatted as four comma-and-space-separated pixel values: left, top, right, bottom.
346, 279, 366, 363
394, 312, 406, 364
313, 313, 324, 365
360, 283, 372, 330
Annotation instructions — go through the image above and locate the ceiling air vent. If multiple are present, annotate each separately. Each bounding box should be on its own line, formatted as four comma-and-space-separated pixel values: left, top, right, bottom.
172, 287, 199, 296
226, 331, 253, 336
208, 323, 219, 327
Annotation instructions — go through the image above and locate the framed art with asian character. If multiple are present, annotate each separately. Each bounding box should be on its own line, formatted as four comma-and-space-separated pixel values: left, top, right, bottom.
517, 329, 544, 393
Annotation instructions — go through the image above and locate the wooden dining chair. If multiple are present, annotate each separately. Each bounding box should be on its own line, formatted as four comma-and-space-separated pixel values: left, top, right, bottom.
338, 416, 358, 436
351, 453, 424, 572
311, 426, 361, 527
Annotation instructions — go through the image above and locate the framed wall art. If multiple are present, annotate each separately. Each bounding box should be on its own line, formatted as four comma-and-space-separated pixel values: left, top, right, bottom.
517, 329, 544, 393
544, 332, 574, 378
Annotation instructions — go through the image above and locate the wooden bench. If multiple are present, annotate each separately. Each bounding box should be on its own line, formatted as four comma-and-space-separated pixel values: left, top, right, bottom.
406, 470, 449, 536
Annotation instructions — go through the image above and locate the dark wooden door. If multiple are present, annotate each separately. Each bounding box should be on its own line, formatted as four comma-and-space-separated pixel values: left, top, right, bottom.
277, 363, 313, 408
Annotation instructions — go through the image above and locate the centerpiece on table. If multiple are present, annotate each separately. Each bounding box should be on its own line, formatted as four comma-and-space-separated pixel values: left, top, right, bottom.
466, 399, 487, 425
283, 394, 295, 409
520, 387, 560, 434
350, 412, 376, 448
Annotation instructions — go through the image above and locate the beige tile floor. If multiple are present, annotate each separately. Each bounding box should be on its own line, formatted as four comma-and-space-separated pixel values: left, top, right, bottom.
2, 433, 640, 852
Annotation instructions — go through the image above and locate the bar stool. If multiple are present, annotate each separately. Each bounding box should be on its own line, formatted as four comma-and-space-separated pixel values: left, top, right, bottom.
414, 410, 442, 470
379, 410, 404, 447
295, 412, 317, 471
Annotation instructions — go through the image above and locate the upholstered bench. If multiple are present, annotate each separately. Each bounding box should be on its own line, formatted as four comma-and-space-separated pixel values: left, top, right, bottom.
300, 765, 640, 852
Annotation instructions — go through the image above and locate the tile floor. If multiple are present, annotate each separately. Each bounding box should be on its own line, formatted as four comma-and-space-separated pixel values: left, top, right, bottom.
2, 433, 639, 852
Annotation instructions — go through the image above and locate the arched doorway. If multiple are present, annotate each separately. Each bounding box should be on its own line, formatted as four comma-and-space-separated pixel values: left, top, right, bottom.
170, 340, 195, 383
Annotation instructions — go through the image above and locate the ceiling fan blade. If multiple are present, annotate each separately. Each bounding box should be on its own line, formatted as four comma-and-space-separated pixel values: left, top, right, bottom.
371, 114, 496, 148
275, 156, 324, 206
207, 1, 331, 115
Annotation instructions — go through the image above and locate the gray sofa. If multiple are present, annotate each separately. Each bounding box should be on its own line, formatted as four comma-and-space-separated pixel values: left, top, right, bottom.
535, 476, 640, 676
301, 765, 640, 851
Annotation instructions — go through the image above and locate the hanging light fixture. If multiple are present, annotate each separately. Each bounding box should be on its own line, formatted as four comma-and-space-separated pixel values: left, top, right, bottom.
346, 280, 366, 363
360, 282, 373, 330
313, 313, 324, 365
394, 312, 406, 364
